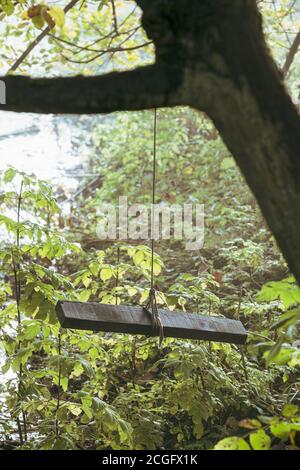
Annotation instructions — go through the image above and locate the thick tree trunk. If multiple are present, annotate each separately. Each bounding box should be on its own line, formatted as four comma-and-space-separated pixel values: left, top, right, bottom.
184, 1, 300, 281
209, 90, 300, 282
1, 0, 300, 282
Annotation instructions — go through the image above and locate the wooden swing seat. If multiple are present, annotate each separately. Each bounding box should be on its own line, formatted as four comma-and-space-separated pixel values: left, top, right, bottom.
56, 301, 247, 345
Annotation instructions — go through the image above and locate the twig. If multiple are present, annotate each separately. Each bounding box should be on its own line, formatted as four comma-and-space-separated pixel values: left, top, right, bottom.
62, 41, 152, 64
7, 0, 81, 73
48, 26, 140, 54
110, 0, 118, 34
282, 30, 300, 78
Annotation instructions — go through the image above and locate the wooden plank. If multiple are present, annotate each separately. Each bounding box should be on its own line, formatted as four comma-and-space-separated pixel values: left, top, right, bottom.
56, 301, 247, 345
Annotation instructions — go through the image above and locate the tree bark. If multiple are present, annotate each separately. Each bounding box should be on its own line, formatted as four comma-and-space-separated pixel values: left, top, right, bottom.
0, 64, 185, 114
1, 0, 300, 282
189, 1, 300, 283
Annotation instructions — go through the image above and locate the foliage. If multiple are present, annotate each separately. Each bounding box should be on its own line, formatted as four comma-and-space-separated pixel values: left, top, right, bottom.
214, 403, 300, 450
1, 0, 300, 452
0, 166, 290, 450
1, 120, 299, 449
0, 0, 153, 75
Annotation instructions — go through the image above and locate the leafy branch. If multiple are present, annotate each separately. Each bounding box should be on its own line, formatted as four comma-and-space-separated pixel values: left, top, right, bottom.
8, 0, 81, 73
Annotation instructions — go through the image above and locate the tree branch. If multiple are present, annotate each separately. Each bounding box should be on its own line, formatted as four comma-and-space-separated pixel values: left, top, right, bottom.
61, 41, 152, 64
110, 0, 118, 34
48, 26, 140, 54
8, 0, 81, 73
282, 30, 300, 78
2, 0, 300, 286
0, 63, 185, 114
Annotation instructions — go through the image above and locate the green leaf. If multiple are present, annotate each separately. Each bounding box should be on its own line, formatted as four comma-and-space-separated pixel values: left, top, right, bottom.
89, 261, 99, 276
101, 294, 115, 304
153, 262, 162, 275
271, 309, 300, 330
81, 397, 93, 419
72, 362, 84, 378
265, 336, 286, 365
24, 322, 40, 340
1, 0, 14, 15
140, 290, 149, 303
133, 251, 144, 265
51, 436, 75, 450
82, 273, 92, 288
75, 356, 95, 378
270, 420, 291, 440
78, 289, 91, 302
192, 414, 203, 439
126, 286, 137, 297
214, 437, 251, 450
32, 15, 45, 29
221, 157, 235, 171
88, 347, 99, 361
68, 403, 82, 417
166, 295, 178, 309
48, 6, 65, 28
282, 403, 299, 418
100, 267, 113, 282
239, 419, 262, 430
3, 167, 17, 183
61, 377, 68, 392
258, 277, 300, 309
249, 430, 271, 450
118, 419, 133, 444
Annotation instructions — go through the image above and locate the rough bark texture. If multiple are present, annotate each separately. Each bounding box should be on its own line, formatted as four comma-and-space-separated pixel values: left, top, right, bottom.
1, 0, 300, 282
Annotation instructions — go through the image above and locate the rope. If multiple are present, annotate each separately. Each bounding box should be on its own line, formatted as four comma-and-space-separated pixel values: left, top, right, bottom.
150, 107, 157, 292
143, 108, 164, 348
145, 287, 164, 348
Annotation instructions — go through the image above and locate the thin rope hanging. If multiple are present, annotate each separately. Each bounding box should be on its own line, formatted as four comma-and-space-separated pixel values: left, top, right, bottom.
144, 108, 164, 347
150, 107, 157, 292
